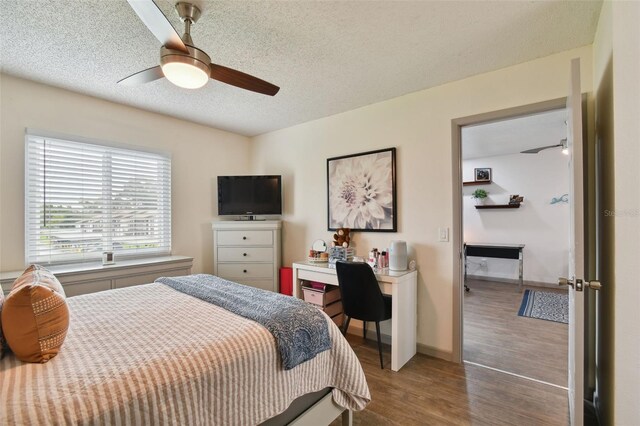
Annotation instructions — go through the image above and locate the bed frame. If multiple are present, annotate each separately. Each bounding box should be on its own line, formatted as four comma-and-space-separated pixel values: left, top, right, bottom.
260, 388, 352, 426
289, 393, 352, 426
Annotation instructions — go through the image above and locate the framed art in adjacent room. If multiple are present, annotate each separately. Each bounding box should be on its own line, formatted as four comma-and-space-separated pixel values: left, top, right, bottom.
327, 147, 397, 232
474, 167, 492, 182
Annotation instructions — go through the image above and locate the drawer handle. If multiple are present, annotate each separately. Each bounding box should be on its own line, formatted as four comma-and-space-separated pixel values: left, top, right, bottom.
243, 253, 247, 257
243, 269, 248, 273
242, 236, 247, 240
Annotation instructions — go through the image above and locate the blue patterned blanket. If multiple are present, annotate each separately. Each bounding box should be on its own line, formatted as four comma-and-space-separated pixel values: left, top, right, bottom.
155, 274, 331, 370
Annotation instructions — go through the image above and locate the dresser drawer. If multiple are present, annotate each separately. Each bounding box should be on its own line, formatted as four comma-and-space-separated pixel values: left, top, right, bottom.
216, 230, 273, 246
217, 263, 273, 279
217, 247, 274, 262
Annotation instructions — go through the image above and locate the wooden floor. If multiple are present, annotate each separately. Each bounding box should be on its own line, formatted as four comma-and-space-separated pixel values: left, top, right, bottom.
463, 279, 568, 386
331, 333, 569, 425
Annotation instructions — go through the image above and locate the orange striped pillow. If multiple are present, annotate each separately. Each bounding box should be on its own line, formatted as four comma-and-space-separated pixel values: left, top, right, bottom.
1, 265, 69, 363
0, 288, 5, 359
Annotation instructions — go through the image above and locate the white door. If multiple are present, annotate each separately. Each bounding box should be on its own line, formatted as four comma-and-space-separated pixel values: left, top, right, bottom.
565, 57, 585, 426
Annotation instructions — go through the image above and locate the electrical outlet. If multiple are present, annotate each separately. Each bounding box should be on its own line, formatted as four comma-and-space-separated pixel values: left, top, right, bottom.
438, 227, 449, 242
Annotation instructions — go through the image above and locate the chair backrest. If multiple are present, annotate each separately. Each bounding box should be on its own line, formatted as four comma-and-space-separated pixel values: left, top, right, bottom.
335, 261, 386, 322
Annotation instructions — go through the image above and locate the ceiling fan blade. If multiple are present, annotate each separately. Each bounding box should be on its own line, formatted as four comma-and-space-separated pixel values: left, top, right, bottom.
127, 0, 188, 53
210, 63, 280, 96
118, 65, 165, 86
520, 144, 562, 154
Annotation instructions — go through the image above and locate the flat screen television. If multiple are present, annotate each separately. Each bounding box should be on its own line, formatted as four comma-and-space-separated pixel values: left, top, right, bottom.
217, 175, 282, 216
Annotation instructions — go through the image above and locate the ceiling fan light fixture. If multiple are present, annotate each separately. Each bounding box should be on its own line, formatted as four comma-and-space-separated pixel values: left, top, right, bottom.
161, 54, 209, 89
121, 1, 279, 95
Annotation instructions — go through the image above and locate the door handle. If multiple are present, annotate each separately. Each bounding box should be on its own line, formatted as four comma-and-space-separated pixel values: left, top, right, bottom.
558, 277, 574, 288
559, 277, 602, 291
585, 280, 602, 290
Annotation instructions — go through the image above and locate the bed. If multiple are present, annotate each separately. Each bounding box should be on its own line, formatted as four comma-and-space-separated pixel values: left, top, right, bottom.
0, 281, 370, 425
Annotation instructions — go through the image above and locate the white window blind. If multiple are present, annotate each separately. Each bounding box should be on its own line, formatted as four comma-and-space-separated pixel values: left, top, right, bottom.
26, 134, 171, 265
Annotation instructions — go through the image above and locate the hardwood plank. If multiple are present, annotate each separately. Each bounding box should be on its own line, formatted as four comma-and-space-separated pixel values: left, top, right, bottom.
331, 334, 568, 425
463, 279, 568, 386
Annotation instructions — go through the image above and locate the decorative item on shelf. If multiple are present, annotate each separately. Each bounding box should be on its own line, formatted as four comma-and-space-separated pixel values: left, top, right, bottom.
550, 194, 569, 204
509, 195, 525, 206
328, 246, 356, 268
474, 168, 492, 182
471, 188, 489, 205
307, 239, 329, 263
331, 228, 351, 248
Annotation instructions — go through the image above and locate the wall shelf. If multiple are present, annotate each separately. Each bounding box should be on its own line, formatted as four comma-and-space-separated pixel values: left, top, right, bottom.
475, 204, 521, 209
463, 181, 491, 186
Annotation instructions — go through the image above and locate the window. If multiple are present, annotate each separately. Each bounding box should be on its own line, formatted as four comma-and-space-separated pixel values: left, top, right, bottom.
26, 132, 171, 264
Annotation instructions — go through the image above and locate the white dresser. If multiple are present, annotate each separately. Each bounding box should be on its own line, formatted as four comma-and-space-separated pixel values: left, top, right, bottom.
212, 220, 282, 292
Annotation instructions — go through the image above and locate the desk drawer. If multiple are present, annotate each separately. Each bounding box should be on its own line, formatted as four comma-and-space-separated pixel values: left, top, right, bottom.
217, 230, 273, 246
218, 247, 273, 262
298, 269, 339, 286
218, 263, 273, 279
331, 313, 344, 327
323, 300, 343, 317
302, 286, 341, 306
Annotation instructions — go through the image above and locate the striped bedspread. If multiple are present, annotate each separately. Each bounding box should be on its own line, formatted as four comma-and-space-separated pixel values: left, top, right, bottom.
0, 283, 370, 425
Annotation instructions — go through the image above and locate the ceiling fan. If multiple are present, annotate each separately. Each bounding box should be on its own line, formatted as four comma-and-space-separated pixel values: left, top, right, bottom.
118, 0, 279, 96
520, 138, 568, 155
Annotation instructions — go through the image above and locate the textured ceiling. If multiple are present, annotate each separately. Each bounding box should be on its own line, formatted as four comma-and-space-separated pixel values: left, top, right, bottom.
0, 1, 601, 136
462, 109, 567, 160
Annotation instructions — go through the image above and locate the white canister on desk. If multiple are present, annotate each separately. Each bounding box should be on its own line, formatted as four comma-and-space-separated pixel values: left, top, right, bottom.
389, 241, 407, 271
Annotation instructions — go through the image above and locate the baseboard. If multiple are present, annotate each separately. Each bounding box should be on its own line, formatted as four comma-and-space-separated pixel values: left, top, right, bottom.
417, 342, 454, 362
346, 325, 392, 345
346, 326, 453, 363
466, 275, 562, 289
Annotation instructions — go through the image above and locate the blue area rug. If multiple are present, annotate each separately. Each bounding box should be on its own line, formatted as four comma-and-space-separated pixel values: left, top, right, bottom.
518, 289, 568, 324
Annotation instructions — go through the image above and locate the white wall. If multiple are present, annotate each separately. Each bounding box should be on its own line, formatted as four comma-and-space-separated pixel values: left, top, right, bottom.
462, 151, 569, 284
592, 1, 640, 424
252, 45, 593, 355
610, 1, 640, 422
0, 74, 252, 274
594, 1, 640, 425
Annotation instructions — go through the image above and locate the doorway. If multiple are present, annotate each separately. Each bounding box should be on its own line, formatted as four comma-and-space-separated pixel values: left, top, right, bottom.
460, 108, 569, 387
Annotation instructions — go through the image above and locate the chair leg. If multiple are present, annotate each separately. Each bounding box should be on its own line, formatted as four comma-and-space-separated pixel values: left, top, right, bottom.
342, 316, 351, 336
375, 321, 384, 369
362, 321, 367, 340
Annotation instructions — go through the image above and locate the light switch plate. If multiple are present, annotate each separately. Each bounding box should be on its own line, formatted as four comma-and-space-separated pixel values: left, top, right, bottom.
438, 227, 449, 242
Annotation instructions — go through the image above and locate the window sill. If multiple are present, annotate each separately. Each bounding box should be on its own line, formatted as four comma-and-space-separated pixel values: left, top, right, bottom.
1, 255, 194, 295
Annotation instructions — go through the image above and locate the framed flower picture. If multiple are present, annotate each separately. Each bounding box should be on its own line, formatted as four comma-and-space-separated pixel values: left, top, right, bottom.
327, 148, 397, 232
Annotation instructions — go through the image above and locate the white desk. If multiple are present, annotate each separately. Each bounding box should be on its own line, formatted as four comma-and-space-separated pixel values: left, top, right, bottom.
464, 243, 525, 291
292, 261, 417, 371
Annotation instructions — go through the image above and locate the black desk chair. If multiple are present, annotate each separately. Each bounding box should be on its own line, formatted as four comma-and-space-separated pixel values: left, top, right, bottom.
336, 261, 392, 369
